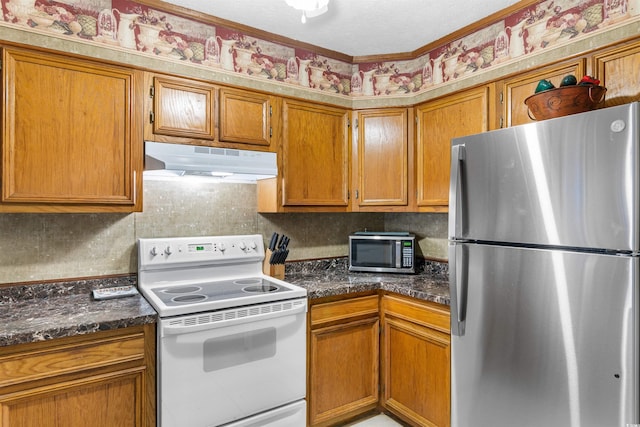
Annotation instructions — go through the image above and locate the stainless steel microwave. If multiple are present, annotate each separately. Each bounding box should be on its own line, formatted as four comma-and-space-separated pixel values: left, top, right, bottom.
349, 232, 416, 274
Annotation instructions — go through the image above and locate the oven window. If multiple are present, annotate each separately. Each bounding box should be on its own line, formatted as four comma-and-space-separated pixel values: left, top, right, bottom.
352, 240, 394, 268
203, 327, 277, 372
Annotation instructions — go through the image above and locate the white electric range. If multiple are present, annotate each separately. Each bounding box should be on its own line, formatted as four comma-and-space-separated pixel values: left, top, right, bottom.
138, 234, 307, 427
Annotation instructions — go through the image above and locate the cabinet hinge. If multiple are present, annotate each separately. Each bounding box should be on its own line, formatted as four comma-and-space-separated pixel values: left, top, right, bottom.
354, 118, 358, 129
270, 127, 272, 138
499, 91, 503, 104
0, 59, 3, 71
347, 118, 351, 128
269, 105, 272, 117
149, 86, 155, 98
347, 190, 350, 200
149, 111, 155, 124
499, 117, 504, 128
355, 189, 359, 199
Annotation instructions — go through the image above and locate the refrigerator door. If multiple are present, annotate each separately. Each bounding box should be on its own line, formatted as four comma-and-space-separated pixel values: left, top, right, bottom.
450, 102, 640, 252
450, 242, 639, 427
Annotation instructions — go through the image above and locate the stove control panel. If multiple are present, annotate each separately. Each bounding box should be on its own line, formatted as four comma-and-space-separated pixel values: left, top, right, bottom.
138, 235, 265, 269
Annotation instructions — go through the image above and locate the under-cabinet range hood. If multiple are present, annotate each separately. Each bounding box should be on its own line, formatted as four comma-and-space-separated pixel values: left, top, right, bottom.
144, 141, 277, 182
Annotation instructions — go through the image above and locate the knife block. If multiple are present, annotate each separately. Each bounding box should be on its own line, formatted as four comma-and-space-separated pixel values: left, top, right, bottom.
263, 249, 285, 279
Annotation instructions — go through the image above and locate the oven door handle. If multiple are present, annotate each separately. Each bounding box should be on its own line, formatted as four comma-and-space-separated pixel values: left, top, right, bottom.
161, 300, 307, 336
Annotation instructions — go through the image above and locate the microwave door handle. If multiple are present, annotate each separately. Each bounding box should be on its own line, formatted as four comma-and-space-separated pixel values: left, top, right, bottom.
449, 144, 466, 240
395, 240, 401, 268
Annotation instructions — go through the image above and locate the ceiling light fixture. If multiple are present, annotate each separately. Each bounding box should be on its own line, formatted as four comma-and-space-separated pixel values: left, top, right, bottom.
285, 0, 329, 23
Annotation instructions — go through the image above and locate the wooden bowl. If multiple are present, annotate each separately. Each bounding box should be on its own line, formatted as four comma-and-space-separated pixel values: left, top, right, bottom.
525, 85, 607, 120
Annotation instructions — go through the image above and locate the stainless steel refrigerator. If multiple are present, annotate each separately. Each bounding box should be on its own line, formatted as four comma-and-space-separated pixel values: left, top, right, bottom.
448, 102, 639, 427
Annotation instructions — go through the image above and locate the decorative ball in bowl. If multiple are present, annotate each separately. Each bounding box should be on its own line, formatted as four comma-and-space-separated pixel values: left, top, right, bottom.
524, 85, 607, 121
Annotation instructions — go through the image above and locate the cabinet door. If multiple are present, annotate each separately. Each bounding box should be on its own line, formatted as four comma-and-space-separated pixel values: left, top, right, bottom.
309, 317, 379, 426
381, 295, 451, 427
219, 87, 276, 151
308, 295, 379, 426
1, 48, 142, 212
503, 60, 586, 127
147, 74, 216, 142
281, 99, 350, 209
0, 371, 144, 427
353, 108, 411, 211
416, 85, 492, 211
592, 40, 640, 108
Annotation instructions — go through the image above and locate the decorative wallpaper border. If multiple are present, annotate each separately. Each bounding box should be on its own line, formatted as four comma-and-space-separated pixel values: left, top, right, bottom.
1, 0, 638, 99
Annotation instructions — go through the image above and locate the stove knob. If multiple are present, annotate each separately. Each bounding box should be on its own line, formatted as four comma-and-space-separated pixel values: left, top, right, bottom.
150, 246, 159, 256
164, 245, 173, 256
218, 243, 226, 252
239, 241, 247, 251
249, 241, 258, 250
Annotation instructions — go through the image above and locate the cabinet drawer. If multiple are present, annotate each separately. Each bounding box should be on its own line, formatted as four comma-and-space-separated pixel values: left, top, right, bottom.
0, 332, 145, 388
381, 294, 450, 334
311, 295, 379, 327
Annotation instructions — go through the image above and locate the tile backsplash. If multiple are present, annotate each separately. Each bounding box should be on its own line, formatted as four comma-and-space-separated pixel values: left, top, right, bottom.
0, 179, 447, 285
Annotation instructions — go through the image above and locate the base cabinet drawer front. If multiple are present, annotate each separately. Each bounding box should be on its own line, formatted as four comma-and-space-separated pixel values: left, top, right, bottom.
0, 368, 144, 427
309, 317, 379, 426
310, 295, 379, 327
0, 333, 145, 388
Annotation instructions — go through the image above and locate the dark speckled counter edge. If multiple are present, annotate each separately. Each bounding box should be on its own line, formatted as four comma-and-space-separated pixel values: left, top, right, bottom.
0, 275, 157, 348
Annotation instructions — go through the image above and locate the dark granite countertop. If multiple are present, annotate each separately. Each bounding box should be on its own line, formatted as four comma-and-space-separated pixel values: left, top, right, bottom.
0, 276, 157, 348
285, 258, 450, 306
0, 258, 446, 348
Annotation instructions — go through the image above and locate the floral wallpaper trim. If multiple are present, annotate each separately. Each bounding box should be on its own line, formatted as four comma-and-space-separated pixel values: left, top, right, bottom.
1, 0, 638, 98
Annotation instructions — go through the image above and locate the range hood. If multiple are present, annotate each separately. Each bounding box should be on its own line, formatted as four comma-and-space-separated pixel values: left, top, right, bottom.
144, 141, 277, 182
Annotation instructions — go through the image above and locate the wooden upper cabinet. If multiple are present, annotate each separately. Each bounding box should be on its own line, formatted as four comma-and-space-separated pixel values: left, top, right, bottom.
352, 108, 413, 211
592, 40, 640, 108
503, 59, 586, 127
1, 47, 142, 212
416, 84, 493, 211
280, 99, 350, 210
145, 73, 216, 143
218, 87, 277, 151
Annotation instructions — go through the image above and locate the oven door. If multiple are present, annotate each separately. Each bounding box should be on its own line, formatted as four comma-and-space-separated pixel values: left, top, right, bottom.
158, 298, 307, 427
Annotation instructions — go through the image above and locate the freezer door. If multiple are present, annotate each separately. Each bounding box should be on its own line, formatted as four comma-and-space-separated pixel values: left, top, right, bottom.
450, 243, 638, 427
450, 102, 640, 252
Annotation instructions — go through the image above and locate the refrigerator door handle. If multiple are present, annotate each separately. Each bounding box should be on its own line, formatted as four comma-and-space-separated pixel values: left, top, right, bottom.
449, 243, 468, 336
449, 144, 466, 240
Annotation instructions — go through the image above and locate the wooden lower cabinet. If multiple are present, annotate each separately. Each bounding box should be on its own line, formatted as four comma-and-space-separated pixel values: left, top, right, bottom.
0, 324, 156, 427
308, 293, 451, 427
381, 294, 451, 427
308, 295, 379, 426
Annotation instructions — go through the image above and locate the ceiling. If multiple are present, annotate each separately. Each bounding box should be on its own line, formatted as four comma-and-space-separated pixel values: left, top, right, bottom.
163, 0, 522, 57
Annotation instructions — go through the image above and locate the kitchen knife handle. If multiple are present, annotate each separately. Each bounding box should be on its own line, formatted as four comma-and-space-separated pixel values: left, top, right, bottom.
448, 144, 466, 240
268, 233, 279, 251
449, 243, 468, 336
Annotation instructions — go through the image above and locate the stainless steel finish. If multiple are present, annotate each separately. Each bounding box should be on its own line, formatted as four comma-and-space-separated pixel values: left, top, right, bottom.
448, 143, 465, 241
348, 232, 416, 274
451, 102, 640, 252
449, 103, 640, 427
450, 243, 638, 427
